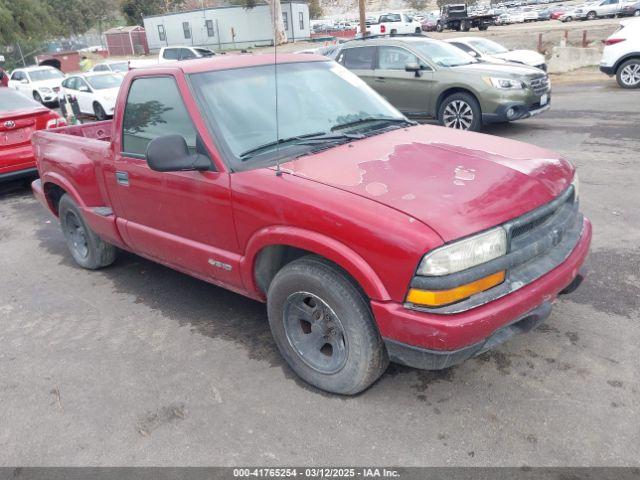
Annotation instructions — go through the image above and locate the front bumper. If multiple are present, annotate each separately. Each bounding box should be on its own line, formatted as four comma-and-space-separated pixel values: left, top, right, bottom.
483, 94, 551, 123
371, 216, 591, 358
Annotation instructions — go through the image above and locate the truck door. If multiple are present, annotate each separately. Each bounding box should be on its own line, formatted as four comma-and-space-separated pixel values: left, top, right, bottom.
372, 46, 433, 116
109, 75, 242, 288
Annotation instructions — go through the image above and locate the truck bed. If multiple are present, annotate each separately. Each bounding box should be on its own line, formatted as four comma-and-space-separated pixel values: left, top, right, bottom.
50, 120, 113, 142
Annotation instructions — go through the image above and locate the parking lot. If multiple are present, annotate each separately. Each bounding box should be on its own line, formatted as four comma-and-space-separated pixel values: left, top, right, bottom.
1, 76, 639, 465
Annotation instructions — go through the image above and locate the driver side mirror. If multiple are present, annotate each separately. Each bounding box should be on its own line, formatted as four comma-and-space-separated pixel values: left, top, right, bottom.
146, 134, 212, 172
20, 78, 29, 84
405, 62, 423, 77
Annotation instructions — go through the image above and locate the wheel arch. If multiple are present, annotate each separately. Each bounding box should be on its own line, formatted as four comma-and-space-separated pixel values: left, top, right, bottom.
614, 52, 640, 74
435, 87, 481, 115
241, 227, 392, 303
41, 173, 85, 216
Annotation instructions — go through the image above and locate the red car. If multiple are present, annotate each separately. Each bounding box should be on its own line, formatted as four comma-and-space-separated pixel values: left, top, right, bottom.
550, 9, 566, 19
31, 55, 590, 394
0, 67, 9, 87
421, 18, 438, 31
1, 88, 65, 182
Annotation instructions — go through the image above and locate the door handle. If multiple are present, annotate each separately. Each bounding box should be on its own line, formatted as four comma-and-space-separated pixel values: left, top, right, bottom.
115, 171, 129, 186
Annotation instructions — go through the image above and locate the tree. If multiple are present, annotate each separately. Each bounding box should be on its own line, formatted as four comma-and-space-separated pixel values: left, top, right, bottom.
308, 0, 322, 19
406, 0, 428, 10
120, 0, 185, 25
266, 0, 286, 45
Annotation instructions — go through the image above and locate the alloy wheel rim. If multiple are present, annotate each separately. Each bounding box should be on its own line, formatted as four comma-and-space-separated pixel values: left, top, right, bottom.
283, 291, 348, 374
443, 100, 474, 130
65, 211, 89, 259
621, 64, 640, 86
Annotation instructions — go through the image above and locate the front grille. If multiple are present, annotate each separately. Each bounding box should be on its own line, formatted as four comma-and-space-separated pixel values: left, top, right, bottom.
507, 186, 577, 251
529, 75, 549, 95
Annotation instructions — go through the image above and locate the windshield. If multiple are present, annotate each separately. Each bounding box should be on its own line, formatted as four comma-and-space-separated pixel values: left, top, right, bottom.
412, 41, 477, 67
110, 62, 129, 72
190, 61, 404, 167
86, 74, 123, 90
29, 69, 64, 82
467, 38, 509, 55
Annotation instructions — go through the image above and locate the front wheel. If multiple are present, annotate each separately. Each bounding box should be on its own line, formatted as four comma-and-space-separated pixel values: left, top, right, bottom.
267, 256, 389, 395
586, 11, 596, 19
33, 91, 43, 104
93, 102, 107, 120
59, 194, 117, 269
438, 92, 482, 131
616, 59, 640, 88
436, 21, 444, 32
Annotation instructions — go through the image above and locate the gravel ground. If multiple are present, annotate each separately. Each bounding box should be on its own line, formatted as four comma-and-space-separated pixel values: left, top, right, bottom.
0, 79, 639, 466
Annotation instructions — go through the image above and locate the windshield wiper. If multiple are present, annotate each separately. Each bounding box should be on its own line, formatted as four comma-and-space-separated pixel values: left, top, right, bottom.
239, 132, 363, 159
330, 117, 415, 132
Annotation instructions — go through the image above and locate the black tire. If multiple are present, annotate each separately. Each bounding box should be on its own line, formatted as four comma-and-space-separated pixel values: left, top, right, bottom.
390, 29, 397, 36
415, 27, 422, 34
59, 194, 117, 269
479, 24, 489, 30
586, 10, 596, 19
461, 20, 470, 31
436, 21, 444, 32
93, 102, 107, 120
616, 58, 640, 88
634, 9, 640, 16
437, 92, 482, 132
267, 256, 389, 395
33, 91, 43, 104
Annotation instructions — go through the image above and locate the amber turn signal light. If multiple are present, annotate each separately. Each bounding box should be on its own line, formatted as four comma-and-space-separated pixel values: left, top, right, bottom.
407, 271, 506, 307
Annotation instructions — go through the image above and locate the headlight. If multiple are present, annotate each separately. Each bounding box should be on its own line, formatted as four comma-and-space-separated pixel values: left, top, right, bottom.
485, 77, 526, 90
571, 172, 579, 202
417, 227, 507, 276
39, 87, 52, 93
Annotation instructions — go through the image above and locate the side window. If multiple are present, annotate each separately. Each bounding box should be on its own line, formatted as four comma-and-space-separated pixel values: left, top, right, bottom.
11, 71, 23, 81
163, 48, 179, 60
158, 24, 166, 42
377, 46, 419, 70
122, 77, 198, 158
206, 19, 215, 37
78, 79, 90, 91
282, 12, 289, 30
299, 11, 304, 30
341, 47, 376, 70
180, 48, 196, 60
94, 64, 105, 71
183, 21, 191, 39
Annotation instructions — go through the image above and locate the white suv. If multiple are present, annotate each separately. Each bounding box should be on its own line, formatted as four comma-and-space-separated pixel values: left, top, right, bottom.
7, 66, 65, 105
600, 18, 640, 88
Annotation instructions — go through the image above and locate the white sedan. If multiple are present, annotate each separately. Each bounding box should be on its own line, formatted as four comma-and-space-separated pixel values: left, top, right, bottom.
59, 72, 123, 120
446, 37, 547, 71
7, 66, 66, 105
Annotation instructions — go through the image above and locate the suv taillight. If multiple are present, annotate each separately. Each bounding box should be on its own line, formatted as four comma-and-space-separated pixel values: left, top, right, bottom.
604, 38, 625, 46
380, 24, 386, 33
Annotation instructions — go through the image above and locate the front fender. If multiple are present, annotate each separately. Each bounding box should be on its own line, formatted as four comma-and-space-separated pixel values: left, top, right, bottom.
241, 225, 392, 302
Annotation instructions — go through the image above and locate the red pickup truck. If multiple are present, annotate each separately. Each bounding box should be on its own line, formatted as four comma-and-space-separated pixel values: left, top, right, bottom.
31, 54, 591, 394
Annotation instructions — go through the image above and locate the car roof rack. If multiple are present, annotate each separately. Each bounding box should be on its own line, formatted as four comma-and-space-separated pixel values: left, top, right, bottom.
354, 32, 429, 40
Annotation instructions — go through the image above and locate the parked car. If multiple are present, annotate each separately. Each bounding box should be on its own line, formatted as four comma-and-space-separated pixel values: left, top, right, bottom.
357, 12, 423, 35
335, 37, 551, 131
59, 72, 123, 120
0, 67, 8, 87
1, 88, 65, 183
620, 0, 640, 15
446, 37, 547, 70
159, 46, 216, 63
537, 7, 553, 20
550, 7, 568, 19
559, 8, 578, 20
421, 15, 440, 31
522, 6, 540, 20
7, 66, 65, 105
90, 61, 129, 74
575, 0, 623, 19
30, 54, 590, 394
600, 18, 640, 87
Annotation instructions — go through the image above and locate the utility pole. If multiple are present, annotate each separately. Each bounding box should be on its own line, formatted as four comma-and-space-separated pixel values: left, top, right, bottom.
359, 0, 366, 38
17, 43, 26, 67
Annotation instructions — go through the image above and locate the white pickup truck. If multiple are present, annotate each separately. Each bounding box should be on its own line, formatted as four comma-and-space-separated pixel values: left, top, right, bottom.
129, 46, 216, 68
357, 12, 423, 36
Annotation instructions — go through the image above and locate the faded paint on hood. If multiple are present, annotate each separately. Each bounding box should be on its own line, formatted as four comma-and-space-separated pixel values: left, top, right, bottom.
280, 125, 574, 242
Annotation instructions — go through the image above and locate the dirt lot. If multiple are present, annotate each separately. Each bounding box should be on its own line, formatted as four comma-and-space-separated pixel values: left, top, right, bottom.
1, 79, 639, 466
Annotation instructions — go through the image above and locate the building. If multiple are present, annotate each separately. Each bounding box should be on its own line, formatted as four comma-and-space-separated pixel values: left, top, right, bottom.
142, 2, 311, 52
35, 51, 80, 73
105, 26, 150, 56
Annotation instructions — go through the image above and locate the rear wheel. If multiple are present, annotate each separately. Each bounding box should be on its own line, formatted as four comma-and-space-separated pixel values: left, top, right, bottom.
59, 194, 117, 269
415, 27, 422, 34
93, 102, 107, 120
461, 19, 470, 31
438, 92, 482, 131
267, 256, 388, 395
479, 24, 489, 30
616, 59, 640, 88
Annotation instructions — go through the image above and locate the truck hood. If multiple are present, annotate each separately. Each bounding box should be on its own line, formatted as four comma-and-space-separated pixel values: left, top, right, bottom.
451, 61, 544, 78
280, 125, 574, 242
491, 49, 546, 67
